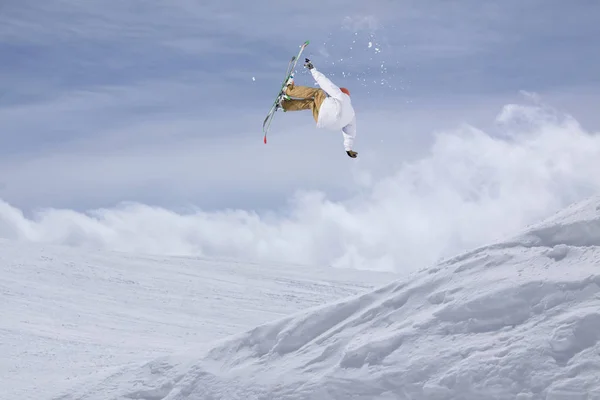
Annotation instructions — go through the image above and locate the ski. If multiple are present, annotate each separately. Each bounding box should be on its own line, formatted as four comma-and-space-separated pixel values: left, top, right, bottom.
262, 40, 310, 144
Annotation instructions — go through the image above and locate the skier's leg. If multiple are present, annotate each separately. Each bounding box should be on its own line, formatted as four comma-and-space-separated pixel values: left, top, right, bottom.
310, 89, 327, 122
281, 98, 314, 112
283, 84, 327, 122
285, 84, 323, 99
282, 98, 323, 124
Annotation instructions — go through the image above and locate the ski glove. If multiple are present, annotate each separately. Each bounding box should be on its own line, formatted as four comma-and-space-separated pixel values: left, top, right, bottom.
346, 150, 358, 158
304, 58, 314, 70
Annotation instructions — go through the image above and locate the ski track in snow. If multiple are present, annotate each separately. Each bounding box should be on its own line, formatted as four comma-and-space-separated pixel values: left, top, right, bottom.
0, 242, 396, 400
53, 196, 600, 400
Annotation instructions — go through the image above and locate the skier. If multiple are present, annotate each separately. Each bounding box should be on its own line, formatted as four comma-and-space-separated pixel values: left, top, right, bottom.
276, 58, 358, 158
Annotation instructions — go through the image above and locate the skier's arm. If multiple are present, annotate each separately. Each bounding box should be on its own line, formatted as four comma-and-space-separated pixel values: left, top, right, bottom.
342, 116, 356, 151
311, 68, 344, 100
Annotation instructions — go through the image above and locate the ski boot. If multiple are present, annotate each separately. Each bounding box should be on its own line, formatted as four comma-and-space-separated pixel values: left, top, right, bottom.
275, 75, 293, 111
275, 92, 290, 112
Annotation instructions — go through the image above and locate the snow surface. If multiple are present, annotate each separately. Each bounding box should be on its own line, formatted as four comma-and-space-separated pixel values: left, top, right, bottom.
0, 241, 396, 400
52, 196, 600, 400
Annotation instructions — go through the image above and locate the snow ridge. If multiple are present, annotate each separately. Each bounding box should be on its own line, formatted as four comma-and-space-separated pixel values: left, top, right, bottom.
0, 240, 395, 400
56, 197, 600, 399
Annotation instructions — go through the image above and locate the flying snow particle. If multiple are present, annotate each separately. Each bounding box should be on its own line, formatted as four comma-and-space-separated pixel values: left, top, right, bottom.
252, 77, 255, 81
368, 42, 373, 48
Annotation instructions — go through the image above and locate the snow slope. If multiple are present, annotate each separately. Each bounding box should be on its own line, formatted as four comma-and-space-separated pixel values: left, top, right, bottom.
0, 241, 397, 400
60, 196, 600, 400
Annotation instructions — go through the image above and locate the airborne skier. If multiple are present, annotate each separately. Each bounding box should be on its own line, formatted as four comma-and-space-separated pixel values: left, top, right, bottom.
276, 58, 358, 158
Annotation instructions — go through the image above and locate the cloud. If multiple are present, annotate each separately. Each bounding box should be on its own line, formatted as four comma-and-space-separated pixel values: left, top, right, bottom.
1, 0, 599, 274
2, 99, 600, 273
0, 79, 527, 213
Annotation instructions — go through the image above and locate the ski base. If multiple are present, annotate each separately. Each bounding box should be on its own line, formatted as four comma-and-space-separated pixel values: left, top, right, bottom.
262, 40, 309, 144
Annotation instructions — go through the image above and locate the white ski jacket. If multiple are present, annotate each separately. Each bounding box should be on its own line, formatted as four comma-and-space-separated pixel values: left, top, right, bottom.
310, 68, 356, 152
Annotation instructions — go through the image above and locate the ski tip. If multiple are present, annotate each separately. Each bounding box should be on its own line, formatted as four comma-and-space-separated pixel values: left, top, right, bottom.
263, 136, 267, 144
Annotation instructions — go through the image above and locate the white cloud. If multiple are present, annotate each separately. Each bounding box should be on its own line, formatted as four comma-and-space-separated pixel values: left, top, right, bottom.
1, 99, 600, 273
0, 78, 522, 213
2, 1, 599, 276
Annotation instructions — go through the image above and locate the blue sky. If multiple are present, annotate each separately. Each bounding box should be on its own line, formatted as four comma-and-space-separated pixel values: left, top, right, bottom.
1, 1, 600, 271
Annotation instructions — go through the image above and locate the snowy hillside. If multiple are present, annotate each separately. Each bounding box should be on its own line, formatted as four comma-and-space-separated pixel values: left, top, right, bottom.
0, 241, 396, 400
60, 196, 600, 400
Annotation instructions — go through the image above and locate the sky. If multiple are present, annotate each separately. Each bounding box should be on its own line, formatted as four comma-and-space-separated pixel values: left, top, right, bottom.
1, 0, 600, 272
